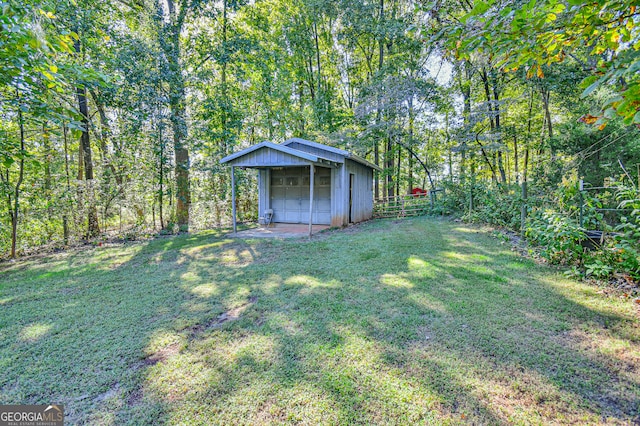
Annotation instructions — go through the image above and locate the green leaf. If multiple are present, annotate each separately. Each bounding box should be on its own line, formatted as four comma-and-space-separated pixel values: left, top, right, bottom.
581, 77, 604, 98
2, 157, 15, 168
470, 1, 491, 16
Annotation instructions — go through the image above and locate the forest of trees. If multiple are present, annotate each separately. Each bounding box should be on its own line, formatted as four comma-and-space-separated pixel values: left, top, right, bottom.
1, 0, 639, 267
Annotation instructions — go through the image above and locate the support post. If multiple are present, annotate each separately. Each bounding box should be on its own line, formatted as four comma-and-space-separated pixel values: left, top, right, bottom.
231, 166, 237, 234
309, 164, 314, 239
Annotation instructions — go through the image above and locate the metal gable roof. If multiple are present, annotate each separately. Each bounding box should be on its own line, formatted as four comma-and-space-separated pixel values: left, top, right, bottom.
282, 138, 350, 157
282, 138, 382, 171
220, 138, 381, 171
348, 153, 382, 171
219, 141, 319, 164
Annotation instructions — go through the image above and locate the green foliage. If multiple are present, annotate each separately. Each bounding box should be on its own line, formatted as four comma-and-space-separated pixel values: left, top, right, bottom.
585, 259, 613, 279
439, 0, 640, 124
526, 210, 586, 265
613, 184, 640, 279
0, 0, 638, 265
433, 182, 524, 230
465, 184, 523, 230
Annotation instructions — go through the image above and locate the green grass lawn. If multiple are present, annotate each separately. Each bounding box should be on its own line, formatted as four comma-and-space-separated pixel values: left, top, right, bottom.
1, 217, 639, 424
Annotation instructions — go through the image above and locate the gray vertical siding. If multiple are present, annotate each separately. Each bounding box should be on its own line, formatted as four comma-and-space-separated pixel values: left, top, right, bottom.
346, 159, 374, 223
227, 143, 375, 226
328, 160, 373, 226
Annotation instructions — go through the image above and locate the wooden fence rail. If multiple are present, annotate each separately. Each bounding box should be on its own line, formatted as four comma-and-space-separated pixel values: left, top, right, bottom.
373, 194, 433, 219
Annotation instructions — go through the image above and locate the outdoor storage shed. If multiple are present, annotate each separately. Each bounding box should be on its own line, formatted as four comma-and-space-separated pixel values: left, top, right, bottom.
220, 138, 381, 230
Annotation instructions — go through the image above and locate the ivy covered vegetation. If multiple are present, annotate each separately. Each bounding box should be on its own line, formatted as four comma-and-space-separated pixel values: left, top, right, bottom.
0, 0, 639, 277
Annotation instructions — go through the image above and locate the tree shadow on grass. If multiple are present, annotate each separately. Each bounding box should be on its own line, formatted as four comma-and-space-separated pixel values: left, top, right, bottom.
2, 220, 639, 424
118, 220, 636, 423
121, 220, 639, 424
0, 230, 254, 423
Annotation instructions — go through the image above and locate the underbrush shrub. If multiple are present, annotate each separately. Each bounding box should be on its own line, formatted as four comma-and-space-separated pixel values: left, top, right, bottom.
526, 210, 586, 265
436, 181, 469, 215
613, 185, 640, 280
464, 185, 523, 230
437, 182, 523, 229
432, 177, 639, 282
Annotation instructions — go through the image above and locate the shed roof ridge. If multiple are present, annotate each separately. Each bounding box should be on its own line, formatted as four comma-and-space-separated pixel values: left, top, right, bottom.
282, 138, 350, 157
283, 137, 382, 171
220, 140, 319, 164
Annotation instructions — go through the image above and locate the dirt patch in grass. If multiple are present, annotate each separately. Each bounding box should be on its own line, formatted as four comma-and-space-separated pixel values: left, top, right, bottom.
215, 295, 257, 323
93, 383, 120, 403
126, 388, 144, 407
189, 296, 258, 336
146, 342, 181, 366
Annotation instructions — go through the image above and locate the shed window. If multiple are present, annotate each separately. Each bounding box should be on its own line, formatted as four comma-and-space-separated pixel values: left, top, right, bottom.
271, 177, 284, 186
319, 176, 331, 186
286, 177, 299, 186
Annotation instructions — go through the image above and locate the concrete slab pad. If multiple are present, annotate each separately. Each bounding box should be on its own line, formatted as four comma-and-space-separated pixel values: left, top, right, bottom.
230, 223, 331, 239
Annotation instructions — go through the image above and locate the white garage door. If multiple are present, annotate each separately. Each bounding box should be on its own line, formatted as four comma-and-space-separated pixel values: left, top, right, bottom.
270, 167, 331, 224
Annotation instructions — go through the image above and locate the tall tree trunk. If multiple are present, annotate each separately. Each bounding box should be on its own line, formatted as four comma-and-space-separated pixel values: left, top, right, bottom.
445, 112, 453, 183
460, 61, 472, 182
480, 67, 503, 184
374, 0, 384, 200
158, 120, 165, 230
221, 0, 229, 156
162, 0, 191, 231
77, 138, 84, 181
396, 144, 401, 197
313, 20, 322, 98
407, 97, 414, 193
541, 87, 554, 160
62, 123, 71, 245
43, 123, 52, 226
541, 88, 553, 138
172, 88, 190, 231
297, 81, 305, 135
385, 135, 394, 198
10, 91, 26, 258
90, 91, 122, 186
374, 141, 379, 200
526, 87, 535, 174
513, 132, 519, 185
75, 38, 100, 238
492, 74, 507, 184
306, 56, 315, 101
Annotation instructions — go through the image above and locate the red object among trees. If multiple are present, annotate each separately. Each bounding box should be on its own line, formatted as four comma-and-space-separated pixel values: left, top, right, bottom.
411, 187, 428, 197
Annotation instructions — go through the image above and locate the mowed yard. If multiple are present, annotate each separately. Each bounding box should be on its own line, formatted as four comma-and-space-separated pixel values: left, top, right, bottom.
0, 217, 639, 425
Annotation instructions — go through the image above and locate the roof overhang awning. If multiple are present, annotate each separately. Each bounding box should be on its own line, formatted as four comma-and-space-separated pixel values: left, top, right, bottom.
220, 141, 340, 168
